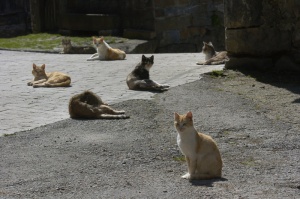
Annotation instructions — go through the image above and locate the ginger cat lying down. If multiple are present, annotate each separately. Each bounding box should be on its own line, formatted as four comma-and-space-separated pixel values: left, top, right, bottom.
27, 63, 71, 88
69, 90, 129, 119
87, 36, 126, 61
174, 111, 223, 180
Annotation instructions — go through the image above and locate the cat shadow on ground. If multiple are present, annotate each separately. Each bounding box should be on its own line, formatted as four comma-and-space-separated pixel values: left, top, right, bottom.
189, 177, 228, 187
130, 89, 168, 93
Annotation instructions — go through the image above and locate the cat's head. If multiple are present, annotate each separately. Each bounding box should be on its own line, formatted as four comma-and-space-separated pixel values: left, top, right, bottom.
62, 38, 71, 46
174, 111, 194, 132
32, 63, 46, 77
93, 36, 104, 47
141, 55, 154, 71
202, 41, 214, 54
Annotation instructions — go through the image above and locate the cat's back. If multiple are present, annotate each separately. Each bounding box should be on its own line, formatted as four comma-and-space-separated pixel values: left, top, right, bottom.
215, 51, 228, 58
197, 132, 222, 156
47, 71, 70, 78
127, 64, 147, 80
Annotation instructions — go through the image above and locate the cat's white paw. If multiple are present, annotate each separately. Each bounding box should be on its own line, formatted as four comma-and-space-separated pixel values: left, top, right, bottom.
181, 173, 190, 179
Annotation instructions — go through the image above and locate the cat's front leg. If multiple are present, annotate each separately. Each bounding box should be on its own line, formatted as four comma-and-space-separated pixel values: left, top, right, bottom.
87, 53, 99, 61
183, 156, 197, 180
27, 81, 34, 86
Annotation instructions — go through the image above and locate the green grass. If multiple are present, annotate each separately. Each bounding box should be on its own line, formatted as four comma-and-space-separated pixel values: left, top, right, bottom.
210, 70, 225, 78
3, 133, 16, 137
173, 155, 186, 162
0, 33, 127, 51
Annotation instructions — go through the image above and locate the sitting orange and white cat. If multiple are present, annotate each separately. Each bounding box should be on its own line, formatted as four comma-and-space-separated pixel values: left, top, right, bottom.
87, 36, 126, 61
174, 111, 223, 180
27, 63, 71, 88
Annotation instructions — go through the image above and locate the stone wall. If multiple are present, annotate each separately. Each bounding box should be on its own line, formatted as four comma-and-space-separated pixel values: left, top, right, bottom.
29, 0, 226, 53
225, 0, 300, 72
0, 0, 30, 37
122, 0, 225, 53
153, 0, 225, 52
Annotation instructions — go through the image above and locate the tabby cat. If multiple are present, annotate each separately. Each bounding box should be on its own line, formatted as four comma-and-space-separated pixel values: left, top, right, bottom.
69, 90, 129, 119
174, 111, 222, 180
87, 36, 126, 61
126, 55, 170, 92
61, 38, 96, 54
27, 63, 71, 88
197, 42, 229, 65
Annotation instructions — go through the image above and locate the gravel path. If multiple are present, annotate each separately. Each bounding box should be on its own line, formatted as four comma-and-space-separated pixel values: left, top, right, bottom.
1, 71, 299, 198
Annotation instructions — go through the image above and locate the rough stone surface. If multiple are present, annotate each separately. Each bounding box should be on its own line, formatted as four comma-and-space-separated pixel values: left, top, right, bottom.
225, 0, 300, 71
224, 0, 262, 28
226, 27, 291, 56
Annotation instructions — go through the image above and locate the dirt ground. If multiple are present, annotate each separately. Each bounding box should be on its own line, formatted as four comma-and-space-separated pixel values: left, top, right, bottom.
0, 69, 299, 199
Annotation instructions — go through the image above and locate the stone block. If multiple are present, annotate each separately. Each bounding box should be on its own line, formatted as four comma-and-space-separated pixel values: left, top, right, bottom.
155, 9, 165, 18
154, 0, 175, 8
292, 21, 300, 48
156, 43, 197, 53
178, 0, 190, 5
180, 26, 207, 41
155, 15, 191, 31
224, 0, 262, 28
226, 27, 291, 56
162, 30, 180, 44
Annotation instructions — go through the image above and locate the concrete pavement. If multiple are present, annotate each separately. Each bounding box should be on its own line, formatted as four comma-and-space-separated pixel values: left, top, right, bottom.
0, 50, 223, 136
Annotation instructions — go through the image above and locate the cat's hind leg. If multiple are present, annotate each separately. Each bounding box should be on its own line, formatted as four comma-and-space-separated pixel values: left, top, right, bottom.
151, 80, 170, 89
99, 105, 127, 115
136, 79, 169, 91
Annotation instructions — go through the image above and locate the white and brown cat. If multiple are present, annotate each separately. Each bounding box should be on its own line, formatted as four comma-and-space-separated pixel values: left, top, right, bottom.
87, 36, 126, 61
197, 42, 229, 65
174, 111, 222, 180
27, 63, 71, 88
69, 90, 129, 119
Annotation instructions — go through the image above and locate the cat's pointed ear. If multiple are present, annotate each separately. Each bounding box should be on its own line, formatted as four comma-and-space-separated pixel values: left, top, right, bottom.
92, 36, 97, 42
150, 55, 154, 61
186, 111, 193, 120
99, 37, 104, 42
41, 64, 45, 69
142, 55, 146, 60
174, 112, 180, 120
33, 63, 37, 69
208, 42, 213, 46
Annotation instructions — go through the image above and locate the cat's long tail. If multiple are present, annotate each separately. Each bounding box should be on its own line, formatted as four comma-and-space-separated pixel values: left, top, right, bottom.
98, 114, 130, 119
